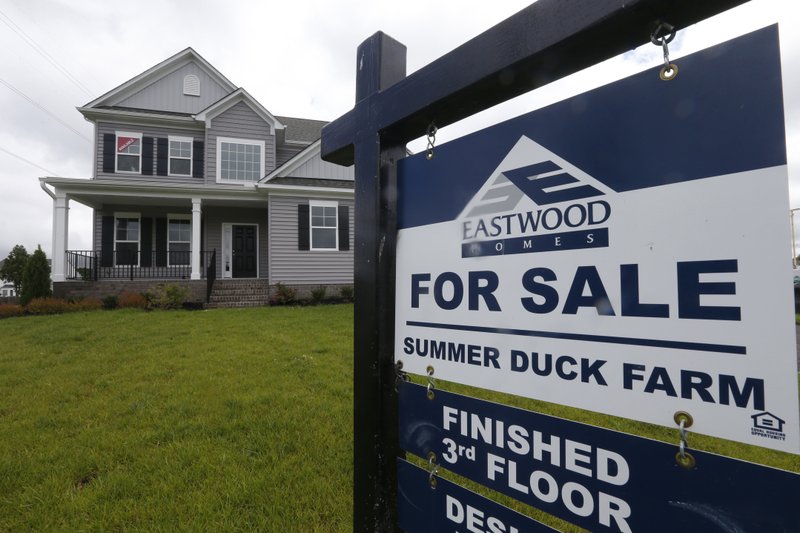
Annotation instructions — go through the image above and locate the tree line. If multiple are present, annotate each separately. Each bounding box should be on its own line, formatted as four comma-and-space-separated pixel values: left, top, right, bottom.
0, 245, 52, 305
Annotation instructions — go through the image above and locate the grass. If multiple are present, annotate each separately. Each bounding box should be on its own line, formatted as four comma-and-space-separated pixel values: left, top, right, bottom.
1, 305, 798, 532
0, 306, 354, 531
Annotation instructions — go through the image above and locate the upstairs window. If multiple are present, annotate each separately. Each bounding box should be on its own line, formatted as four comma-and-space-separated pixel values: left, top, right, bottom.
168, 136, 193, 176
116, 132, 142, 173
217, 136, 265, 183
310, 200, 338, 250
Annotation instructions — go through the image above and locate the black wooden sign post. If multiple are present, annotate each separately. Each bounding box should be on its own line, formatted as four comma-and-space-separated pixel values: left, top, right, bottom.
321, 1, 750, 530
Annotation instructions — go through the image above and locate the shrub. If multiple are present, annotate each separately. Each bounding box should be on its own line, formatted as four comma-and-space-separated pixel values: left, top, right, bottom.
101, 294, 119, 310
270, 283, 297, 305
0, 304, 24, 319
339, 285, 354, 302
71, 298, 102, 312
310, 285, 327, 303
26, 297, 70, 315
76, 267, 93, 282
147, 284, 190, 310
118, 291, 148, 309
20, 246, 51, 306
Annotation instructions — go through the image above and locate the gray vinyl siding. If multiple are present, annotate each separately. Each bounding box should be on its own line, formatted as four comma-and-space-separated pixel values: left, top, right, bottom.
276, 145, 305, 167
207, 101, 275, 185
95, 122, 204, 182
291, 152, 354, 180
203, 206, 268, 279
114, 62, 230, 114
268, 195, 354, 285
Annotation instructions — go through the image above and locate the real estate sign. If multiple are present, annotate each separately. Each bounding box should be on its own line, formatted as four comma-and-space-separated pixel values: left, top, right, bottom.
394, 26, 799, 453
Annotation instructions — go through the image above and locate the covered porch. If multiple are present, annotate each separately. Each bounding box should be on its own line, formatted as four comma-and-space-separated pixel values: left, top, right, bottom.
40, 177, 268, 284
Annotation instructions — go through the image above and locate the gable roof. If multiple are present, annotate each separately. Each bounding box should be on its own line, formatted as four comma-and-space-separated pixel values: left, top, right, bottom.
195, 88, 284, 131
83, 47, 237, 109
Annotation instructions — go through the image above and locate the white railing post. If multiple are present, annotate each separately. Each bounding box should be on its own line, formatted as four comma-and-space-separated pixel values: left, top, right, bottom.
191, 198, 202, 280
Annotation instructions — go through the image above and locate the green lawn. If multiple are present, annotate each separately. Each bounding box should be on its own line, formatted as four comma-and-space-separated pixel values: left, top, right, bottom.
0, 306, 354, 532
1, 305, 798, 532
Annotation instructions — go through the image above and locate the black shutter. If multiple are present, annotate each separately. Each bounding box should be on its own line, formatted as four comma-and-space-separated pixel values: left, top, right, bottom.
155, 218, 167, 267
102, 134, 115, 174
298, 204, 309, 251
101, 216, 114, 267
142, 137, 154, 175
156, 138, 168, 176
140, 217, 153, 267
192, 140, 204, 179
338, 205, 349, 251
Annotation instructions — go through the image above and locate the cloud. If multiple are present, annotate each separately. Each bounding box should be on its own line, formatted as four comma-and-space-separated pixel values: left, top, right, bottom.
0, 0, 796, 261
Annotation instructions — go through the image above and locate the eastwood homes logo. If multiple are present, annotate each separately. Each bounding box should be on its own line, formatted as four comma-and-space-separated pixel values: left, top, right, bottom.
460, 137, 613, 258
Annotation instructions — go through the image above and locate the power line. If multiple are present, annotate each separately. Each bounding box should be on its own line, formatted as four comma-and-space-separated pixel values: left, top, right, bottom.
0, 145, 58, 175
0, 8, 94, 97
0, 77, 91, 143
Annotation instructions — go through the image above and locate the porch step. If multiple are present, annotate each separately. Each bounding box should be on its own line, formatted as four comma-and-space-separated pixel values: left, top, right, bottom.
207, 279, 271, 308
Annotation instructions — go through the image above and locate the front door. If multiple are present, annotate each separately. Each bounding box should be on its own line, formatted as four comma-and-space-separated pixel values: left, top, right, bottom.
232, 225, 257, 278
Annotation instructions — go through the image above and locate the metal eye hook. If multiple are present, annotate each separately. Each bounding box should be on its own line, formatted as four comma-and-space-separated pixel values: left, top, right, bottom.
425, 123, 437, 160
426, 365, 436, 399
651, 22, 679, 81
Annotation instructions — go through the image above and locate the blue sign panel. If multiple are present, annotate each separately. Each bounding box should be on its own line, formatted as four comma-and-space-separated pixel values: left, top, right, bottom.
398, 382, 800, 533
398, 459, 557, 533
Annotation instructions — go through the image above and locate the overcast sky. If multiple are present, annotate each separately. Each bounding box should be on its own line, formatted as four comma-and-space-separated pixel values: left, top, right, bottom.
0, 0, 797, 260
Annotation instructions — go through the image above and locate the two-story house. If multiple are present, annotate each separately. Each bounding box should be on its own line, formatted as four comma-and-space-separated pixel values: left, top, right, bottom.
41, 48, 354, 306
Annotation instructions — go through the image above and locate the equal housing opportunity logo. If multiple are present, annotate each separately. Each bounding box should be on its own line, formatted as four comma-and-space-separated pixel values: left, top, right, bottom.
461, 137, 613, 259
751, 411, 786, 441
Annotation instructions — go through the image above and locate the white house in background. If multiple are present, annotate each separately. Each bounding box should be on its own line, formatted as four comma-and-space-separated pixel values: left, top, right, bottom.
40, 47, 354, 306
0, 282, 15, 298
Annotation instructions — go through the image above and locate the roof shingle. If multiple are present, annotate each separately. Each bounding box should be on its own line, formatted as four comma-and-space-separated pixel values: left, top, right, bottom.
276, 116, 328, 143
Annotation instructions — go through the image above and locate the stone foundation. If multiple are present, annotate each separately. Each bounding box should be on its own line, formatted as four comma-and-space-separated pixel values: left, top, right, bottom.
52, 280, 354, 306
53, 280, 207, 303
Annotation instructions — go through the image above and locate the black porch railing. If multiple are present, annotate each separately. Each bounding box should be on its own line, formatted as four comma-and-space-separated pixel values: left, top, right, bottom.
65, 250, 216, 281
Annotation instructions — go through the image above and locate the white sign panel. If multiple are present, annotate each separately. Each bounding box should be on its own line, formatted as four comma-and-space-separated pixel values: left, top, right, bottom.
394, 26, 799, 453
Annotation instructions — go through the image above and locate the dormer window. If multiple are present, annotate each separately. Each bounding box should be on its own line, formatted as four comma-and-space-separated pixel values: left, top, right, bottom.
216, 136, 265, 183
183, 74, 200, 96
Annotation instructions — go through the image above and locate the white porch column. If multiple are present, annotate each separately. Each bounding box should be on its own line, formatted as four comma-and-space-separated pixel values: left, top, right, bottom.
190, 197, 202, 280
52, 190, 69, 282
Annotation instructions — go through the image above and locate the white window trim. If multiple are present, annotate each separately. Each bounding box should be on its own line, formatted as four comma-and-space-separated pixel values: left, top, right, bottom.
168, 136, 193, 177
167, 214, 191, 267
113, 211, 140, 267
216, 136, 266, 184
115, 131, 142, 174
309, 200, 339, 251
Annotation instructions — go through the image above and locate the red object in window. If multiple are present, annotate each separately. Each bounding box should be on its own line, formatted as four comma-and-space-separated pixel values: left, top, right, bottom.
117, 136, 137, 152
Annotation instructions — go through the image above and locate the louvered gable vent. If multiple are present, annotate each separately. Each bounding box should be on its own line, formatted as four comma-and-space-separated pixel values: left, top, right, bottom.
183, 74, 200, 96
